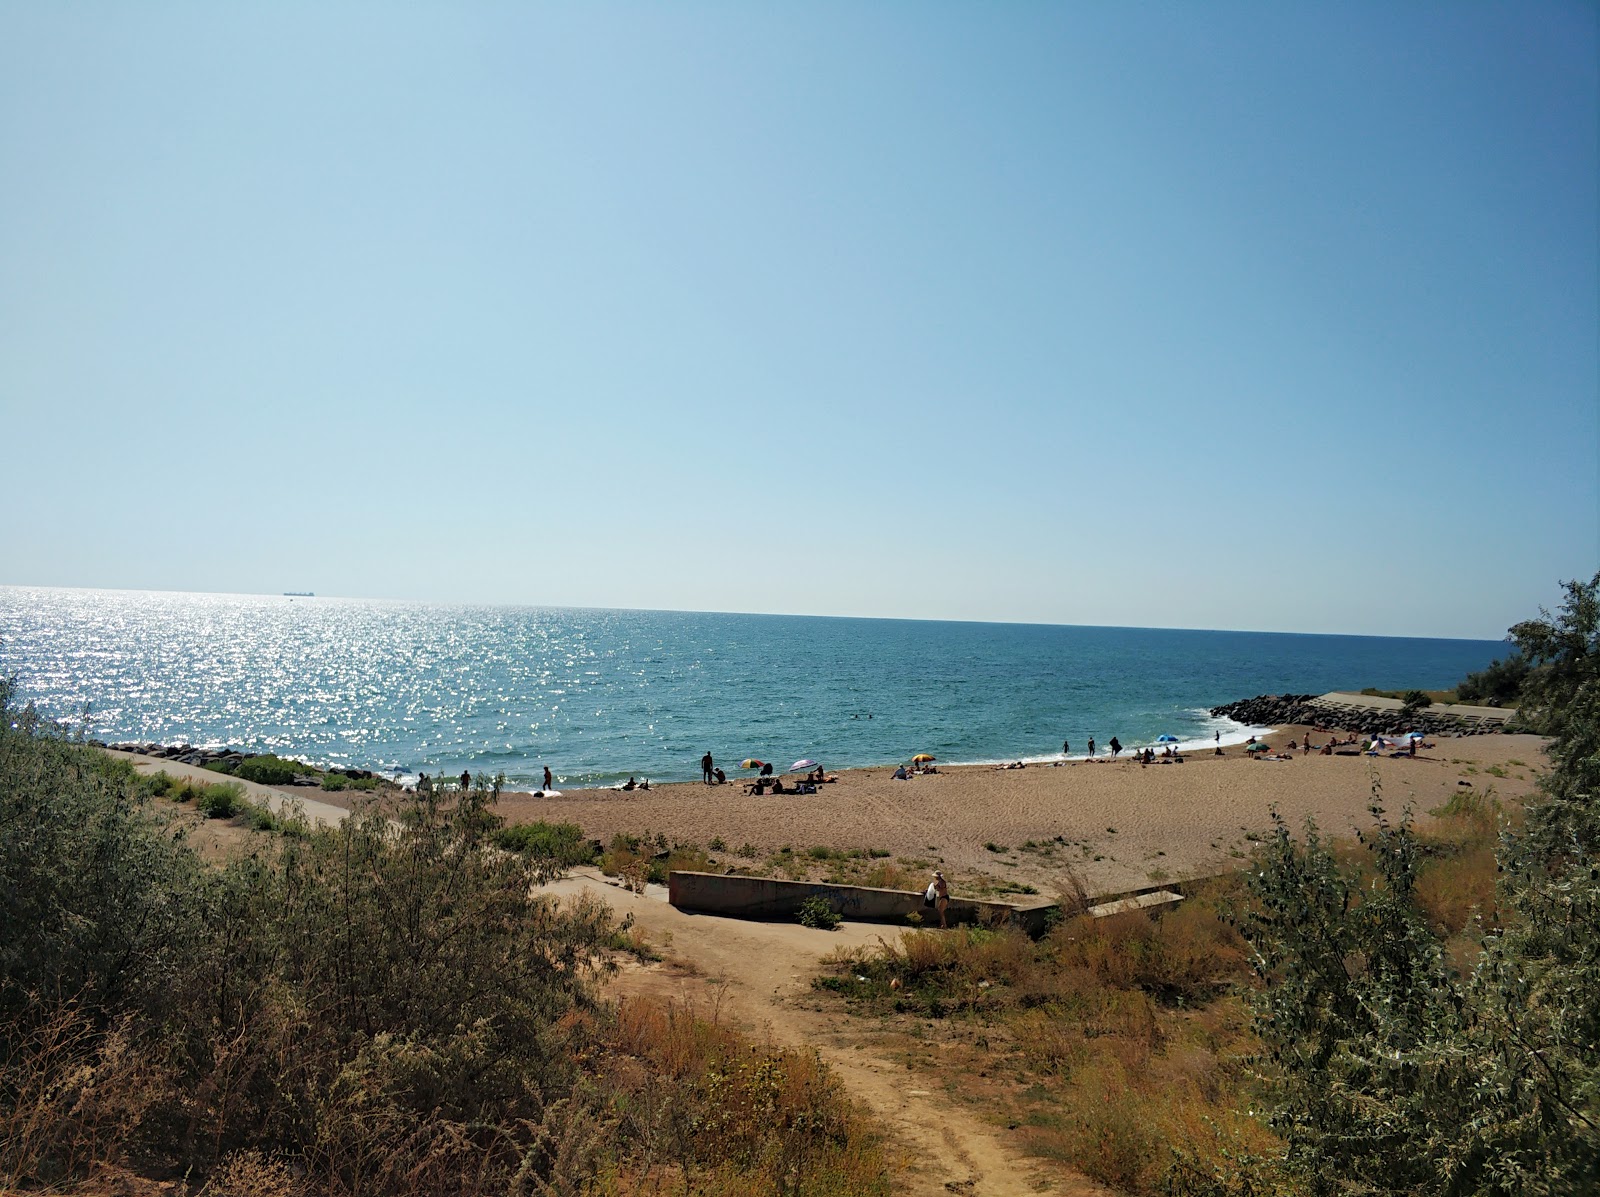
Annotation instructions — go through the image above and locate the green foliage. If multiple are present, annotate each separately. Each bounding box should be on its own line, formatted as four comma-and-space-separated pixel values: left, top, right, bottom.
321, 771, 380, 792
192, 781, 243, 818
493, 819, 599, 877
1399, 688, 1431, 719
0, 675, 210, 1029
0, 673, 889, 1194
797, 895, 842, 930
1456, 652, 1530, 707
232, 753, 302, 785
1221, 573, 1600, 1197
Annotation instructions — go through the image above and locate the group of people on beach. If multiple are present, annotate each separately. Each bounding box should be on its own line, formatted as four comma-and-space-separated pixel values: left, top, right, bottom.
1062, 735, 1123, 758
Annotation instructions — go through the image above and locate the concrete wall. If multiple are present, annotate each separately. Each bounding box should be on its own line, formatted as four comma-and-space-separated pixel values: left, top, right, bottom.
668, 871, 1058, 935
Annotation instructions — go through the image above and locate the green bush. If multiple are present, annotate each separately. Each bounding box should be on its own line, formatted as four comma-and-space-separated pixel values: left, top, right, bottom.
1455, 652, 1530, 707
192, 782, 243, 819
797, 895, 842, 930
0, 674, 889, 1195
140, 771, 177, 798
493, 820, 598, 868
234, 754, 302, 786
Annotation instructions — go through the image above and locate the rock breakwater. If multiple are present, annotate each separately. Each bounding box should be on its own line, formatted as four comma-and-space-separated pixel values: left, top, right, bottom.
94, 740, 383, 785
1211, 694, 1516, 738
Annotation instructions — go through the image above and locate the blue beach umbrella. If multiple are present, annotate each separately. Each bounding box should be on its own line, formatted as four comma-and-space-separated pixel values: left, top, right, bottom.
1156, 734, 1180, 743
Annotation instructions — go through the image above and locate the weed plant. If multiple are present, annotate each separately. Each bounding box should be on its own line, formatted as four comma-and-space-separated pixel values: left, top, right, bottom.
0, 677, 890, 1194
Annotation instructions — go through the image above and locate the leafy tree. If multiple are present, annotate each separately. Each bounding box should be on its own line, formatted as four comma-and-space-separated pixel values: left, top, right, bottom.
1400, 689, 1431, 720
1217, 575, 1600, 1196
1457, 652, 1531, 707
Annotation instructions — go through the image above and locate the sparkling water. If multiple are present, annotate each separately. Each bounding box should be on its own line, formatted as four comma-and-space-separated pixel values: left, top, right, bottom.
1, 586, 1507, 788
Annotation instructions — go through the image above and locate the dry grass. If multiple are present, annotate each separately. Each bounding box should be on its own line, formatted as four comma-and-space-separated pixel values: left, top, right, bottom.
815, 881, 1271, 1194
592, 997, 891, 1195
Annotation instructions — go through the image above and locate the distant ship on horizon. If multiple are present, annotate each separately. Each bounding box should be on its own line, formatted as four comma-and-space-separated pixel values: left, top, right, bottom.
283, 591, 314, 597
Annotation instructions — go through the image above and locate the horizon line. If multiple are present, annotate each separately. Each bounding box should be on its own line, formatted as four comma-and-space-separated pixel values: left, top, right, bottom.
0, 580, 1514, 644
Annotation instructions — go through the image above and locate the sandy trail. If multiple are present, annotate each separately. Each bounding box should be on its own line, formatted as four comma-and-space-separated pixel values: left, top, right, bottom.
544, 869, 1110, 1197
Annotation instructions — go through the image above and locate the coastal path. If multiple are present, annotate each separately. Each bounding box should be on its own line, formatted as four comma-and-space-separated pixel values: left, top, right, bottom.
543, 867, 1112, 1197
106, 749, 353, 827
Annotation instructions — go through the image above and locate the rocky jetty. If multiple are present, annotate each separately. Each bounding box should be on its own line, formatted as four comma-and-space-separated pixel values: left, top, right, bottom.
1210, 694, 1515, 738
91, 740, 382, 786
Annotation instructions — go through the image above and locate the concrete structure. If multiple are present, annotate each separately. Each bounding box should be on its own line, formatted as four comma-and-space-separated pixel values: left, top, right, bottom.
1088, 890, 1184, 918
1311, 691, 1517, 730
668, 871, 1060, 934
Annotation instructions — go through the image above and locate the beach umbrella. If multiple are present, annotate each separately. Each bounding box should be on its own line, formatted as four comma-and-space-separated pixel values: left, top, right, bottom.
1246, 742, 1270, 753
1406, 732, 1424, 741
740, 759, 765, 769
1156, 734, 1180, 743
911, 754, 936, 763
790, 758, 818, 772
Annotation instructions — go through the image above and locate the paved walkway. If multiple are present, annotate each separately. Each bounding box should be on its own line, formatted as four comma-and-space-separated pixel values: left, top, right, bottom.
1311, 691, 1516, 724
105, 749, 353, 826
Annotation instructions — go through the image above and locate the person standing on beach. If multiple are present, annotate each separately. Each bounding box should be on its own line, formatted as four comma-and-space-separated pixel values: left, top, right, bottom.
543, 765, 553, 791
1087, 737, 1095, 757
933, 871, 950, 929
1109, 736, 1121, 759
1062, 740, 1069, 756
460, 768, 471, 792
701, 751, 714, 785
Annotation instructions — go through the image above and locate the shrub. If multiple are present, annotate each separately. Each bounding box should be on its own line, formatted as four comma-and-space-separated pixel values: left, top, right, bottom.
0, 674, 890, 1195
233, 754, 301, 786
192, 782, 243, 819
797, 895, 842, 930
139, 771, 176, 798
1455, 652, 1529, 706
493, 820, 599, 874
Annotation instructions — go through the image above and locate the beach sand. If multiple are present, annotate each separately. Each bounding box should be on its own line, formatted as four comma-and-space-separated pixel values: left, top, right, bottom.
487, 729, 1548, 899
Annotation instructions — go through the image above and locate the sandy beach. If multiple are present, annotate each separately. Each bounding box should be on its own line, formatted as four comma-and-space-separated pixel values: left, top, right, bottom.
476, 729, 1548, 899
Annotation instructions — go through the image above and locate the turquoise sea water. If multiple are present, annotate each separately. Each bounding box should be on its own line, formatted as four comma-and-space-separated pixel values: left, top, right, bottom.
1, 587, 1506, 788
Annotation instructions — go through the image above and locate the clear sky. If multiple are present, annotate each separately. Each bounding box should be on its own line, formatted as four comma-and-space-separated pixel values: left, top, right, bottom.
2, 3, 1595, 639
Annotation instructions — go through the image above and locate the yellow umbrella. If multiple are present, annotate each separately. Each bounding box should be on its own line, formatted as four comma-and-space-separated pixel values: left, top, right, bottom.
911, 754, 936, 764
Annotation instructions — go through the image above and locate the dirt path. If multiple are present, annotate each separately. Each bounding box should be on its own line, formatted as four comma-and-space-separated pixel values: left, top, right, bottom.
544, 870, 1110, 1196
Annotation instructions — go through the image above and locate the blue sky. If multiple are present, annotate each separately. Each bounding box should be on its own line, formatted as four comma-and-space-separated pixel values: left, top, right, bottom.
2, 3, 1595, 638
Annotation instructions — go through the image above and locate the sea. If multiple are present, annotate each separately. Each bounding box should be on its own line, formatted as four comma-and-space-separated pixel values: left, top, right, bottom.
0, 586, 1508, 790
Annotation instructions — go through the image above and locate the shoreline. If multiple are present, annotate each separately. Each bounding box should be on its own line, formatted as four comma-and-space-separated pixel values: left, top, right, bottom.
480, 724, 1547, 900
104, 719, 1549, 903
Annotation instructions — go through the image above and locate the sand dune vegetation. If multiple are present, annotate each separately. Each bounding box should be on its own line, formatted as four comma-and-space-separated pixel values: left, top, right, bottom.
0, 677, 889, 1196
